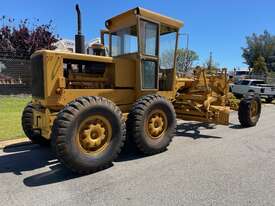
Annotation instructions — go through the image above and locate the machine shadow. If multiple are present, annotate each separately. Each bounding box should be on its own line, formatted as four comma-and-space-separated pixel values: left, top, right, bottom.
176, 122, 222, 139
1, 122, 223, 187
115, 144, 147, 162
228, 122, 248, 129
0, 142, 145, 187
0, 143, 86, 187
23, 164, 83, 187
1, 144, 57, 176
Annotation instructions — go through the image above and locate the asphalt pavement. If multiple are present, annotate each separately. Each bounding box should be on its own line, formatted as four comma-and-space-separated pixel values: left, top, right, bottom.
0, 104, 275, 206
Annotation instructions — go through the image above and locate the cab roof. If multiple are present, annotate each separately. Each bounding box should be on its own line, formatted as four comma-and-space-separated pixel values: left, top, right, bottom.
105, 7, 183, 32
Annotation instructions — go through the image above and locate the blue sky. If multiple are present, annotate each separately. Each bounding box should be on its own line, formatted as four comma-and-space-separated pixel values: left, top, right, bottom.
1, 0, 275, 69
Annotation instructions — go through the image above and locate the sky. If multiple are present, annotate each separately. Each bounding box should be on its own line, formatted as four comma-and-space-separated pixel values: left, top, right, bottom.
1, 0, 275, 69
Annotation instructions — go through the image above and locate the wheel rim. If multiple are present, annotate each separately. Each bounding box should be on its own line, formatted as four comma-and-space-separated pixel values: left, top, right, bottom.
146, 110, 168, 139
77, 115, 112, 155
250, 100, 258, 120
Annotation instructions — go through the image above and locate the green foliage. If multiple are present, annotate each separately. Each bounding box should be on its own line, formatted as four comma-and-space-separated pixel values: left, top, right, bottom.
242, 30, 275, 72
252, 56, 268, 74
0, 95, 31, 141
227, 93, 240, 111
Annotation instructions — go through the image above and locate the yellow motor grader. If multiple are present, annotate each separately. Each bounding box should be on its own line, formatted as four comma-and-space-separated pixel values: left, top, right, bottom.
22, 5, 261, 174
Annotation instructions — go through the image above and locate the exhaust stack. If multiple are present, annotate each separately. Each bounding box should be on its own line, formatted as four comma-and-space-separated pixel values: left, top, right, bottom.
75, 4, 85, 54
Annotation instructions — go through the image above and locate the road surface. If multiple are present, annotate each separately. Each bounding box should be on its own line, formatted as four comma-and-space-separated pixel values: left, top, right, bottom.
0, 104, 275, 206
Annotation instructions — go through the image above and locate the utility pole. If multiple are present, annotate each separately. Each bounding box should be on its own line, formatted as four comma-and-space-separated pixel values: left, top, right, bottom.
183, 33, 189, 51
208, 51, 213, 70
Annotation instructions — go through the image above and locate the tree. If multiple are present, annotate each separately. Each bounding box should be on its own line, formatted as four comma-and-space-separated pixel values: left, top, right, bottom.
242, 30, 275, 72
160, 50, 174, 69
0, 17, 59, 58
252, 56, 268, 74
160, 48, 199, 73
176, 49, 199, 72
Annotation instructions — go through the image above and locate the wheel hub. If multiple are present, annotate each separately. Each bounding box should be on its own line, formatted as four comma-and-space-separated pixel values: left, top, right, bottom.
250, 100, 258, 118
77, 115, 112, 155
147, 110, 167, 139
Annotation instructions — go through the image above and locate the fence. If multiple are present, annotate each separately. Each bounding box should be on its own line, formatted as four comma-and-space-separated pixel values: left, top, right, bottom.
0, 56, 31, 95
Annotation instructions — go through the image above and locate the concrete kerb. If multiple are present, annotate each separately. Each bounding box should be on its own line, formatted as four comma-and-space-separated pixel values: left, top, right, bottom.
0, 138, 31, 149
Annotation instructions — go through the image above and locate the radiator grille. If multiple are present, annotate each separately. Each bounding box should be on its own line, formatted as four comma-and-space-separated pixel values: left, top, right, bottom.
31, 55, 44, 98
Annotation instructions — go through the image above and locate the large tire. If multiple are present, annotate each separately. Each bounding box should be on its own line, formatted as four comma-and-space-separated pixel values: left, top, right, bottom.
51, 96, 126, 174
21, 103, 50, 146
126, 95, 176, 155
238, 95, 261, 127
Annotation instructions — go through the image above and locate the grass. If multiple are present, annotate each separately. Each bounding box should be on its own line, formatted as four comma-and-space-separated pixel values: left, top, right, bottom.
0, 95, 31, 141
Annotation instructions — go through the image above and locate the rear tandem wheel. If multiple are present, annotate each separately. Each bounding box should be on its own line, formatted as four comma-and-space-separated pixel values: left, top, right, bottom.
126, 95, 176, 155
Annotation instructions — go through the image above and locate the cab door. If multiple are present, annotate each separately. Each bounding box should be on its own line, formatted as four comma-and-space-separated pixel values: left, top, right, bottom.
138, 18, 159, 91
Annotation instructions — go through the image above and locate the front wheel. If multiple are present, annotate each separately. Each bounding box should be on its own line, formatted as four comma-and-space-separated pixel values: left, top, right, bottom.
238, 95, 261, 127
51, 96, 126, 174
126, 95, 176, 155
21, 103, 50, 146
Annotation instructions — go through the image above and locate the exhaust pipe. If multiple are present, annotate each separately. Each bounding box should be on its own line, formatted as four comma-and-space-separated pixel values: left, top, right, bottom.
75, 4, 85, 54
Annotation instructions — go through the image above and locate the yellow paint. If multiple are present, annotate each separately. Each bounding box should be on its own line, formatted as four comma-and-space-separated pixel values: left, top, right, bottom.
29, 7, 231, 140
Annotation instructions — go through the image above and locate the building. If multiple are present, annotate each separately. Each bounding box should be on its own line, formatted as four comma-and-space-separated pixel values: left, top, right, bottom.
54, 38, 101, 53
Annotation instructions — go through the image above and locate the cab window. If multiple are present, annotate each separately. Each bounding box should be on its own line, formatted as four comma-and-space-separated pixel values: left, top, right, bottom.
159, 26, 177, 70
111, 25, 138, 56
142, 60, 157, 89
140, 20, 158, 56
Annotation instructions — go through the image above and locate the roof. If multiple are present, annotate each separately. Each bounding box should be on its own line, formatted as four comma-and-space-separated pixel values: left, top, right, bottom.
105, 7, 183, 32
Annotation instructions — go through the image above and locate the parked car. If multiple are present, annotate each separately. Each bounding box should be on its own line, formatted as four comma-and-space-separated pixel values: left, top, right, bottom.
230, 79, 275, 103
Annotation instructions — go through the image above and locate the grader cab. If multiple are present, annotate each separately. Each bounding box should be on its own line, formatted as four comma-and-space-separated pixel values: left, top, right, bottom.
22, 5, 261, 174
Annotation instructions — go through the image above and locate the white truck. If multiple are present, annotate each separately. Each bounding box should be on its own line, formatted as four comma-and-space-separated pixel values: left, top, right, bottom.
230, 79, 275, 103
